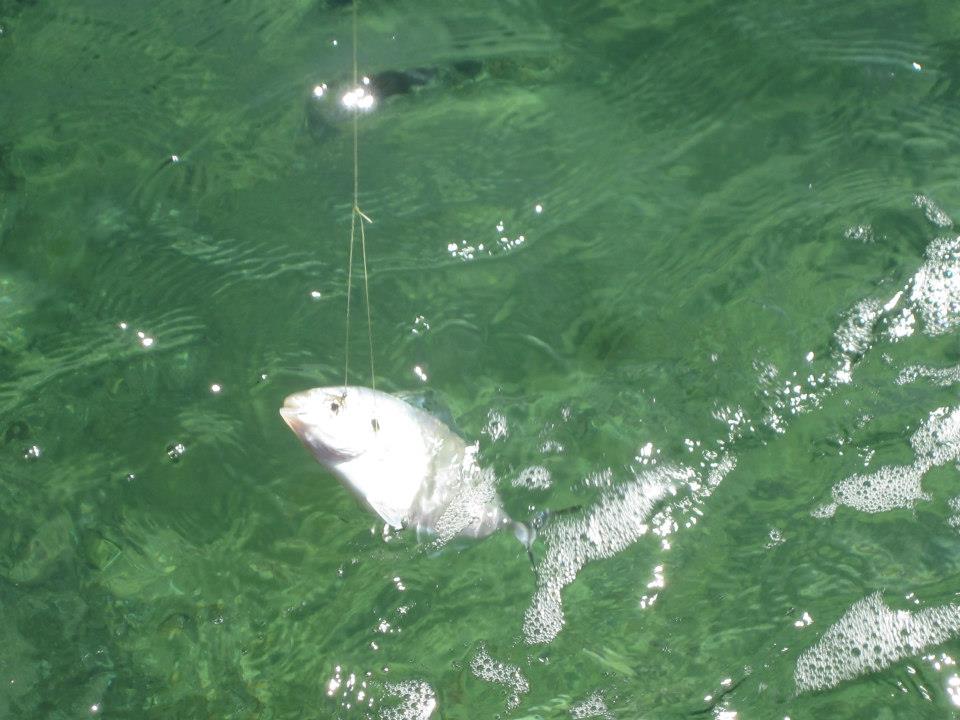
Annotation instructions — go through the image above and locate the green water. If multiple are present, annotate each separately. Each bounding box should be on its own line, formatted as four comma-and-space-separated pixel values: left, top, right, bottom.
4, 0, 960, 717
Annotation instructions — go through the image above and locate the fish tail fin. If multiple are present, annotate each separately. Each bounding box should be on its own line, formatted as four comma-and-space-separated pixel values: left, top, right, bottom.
512, 505, 584, 566
511, 520, 538, 564
512, 516, 550, 566
511, 506, 579, 566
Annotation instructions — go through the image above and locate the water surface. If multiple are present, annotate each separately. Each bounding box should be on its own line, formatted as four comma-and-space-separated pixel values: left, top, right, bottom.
3, 0, 960, 717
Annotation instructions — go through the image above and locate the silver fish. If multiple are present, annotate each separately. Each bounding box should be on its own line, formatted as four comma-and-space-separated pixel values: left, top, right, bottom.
280, 386, 533, 548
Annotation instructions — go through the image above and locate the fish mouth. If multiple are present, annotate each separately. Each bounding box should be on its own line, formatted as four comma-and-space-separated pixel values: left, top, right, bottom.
279, 398, 307, 433
281, 393, 303, 410
279, 404, 355, 465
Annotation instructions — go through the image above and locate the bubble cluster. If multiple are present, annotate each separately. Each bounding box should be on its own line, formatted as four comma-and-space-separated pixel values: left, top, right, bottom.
696, 210, 960, 450
843, 224, 874, 243
834, 299, 883, 357
757, 223, 960, 467
539, 439, 565, 454
884, 306, 916, 341
795, 592, 960, 693
911, 406, 960, 464
379, 681, 437, 720
906, 235, 960, 336
484, 410, 508, 441
166, 442, 186, 463
897, 363, 960, 386
512, 465, 552, 489
570, 691, 614, 719
469, 645, 529, 711
432, 465, 500, 547
816, 406, 960, 517
914, 194, 953, 228
948, 496, 960, 531
819, 465, 929, 517
748, 290, 904, 442
748, 228, 960, 436
765, 528, 785, 548
523, 467, 684, 644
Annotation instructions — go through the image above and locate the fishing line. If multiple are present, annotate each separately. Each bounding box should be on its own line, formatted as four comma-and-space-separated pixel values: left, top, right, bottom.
343, 0, 376, 394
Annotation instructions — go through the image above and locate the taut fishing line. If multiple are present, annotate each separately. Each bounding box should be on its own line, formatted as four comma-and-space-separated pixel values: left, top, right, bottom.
342, 0, 376, 395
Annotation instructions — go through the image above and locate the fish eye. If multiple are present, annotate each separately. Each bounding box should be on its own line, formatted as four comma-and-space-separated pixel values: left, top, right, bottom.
329, 393, 347, 414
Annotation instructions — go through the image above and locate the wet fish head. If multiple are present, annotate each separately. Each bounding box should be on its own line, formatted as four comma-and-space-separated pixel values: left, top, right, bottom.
280, 386, 383, 466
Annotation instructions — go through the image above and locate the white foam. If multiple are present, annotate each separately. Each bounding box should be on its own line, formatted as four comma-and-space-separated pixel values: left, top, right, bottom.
827, 465, 929, 515
760, 219, 960, 442
897, 363, 960, 386
834, 299, 883, 356
911, 406, 960, 464
796, 592, 960, 693
914, 194, 954, 228
380, 680, 437, 720
570, 691, 613, 719
884, 307, 916, 341
512, 465, 553, 489
523, 467, 685, 644
817, 406, 960, 516
949, 496, 960, 530
432, 466, 500, 546
469, 645, 529, 711
820, 226, 960, 386
485, 410, 508, 441
844, 224, 874, 243
906, 235, 960, 336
